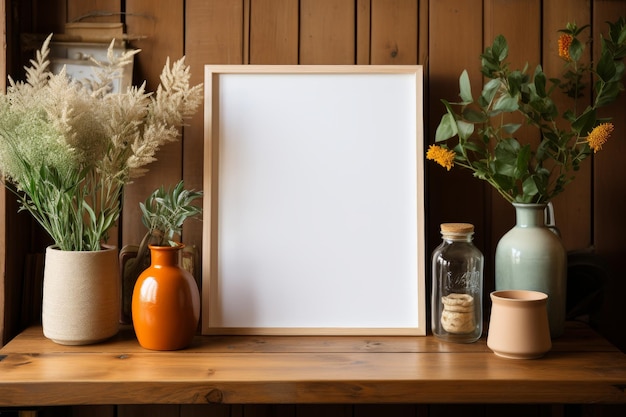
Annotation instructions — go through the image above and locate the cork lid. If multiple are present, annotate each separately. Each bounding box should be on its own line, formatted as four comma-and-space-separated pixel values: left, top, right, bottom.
440, 223, 474, 234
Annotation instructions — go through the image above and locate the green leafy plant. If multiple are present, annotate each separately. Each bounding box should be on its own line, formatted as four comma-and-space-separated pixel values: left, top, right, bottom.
121, 181, 202, 321
122, 181, 202, 296
139, 180, 203, 247
427, 19, 626, 204
0, 35, 203, 251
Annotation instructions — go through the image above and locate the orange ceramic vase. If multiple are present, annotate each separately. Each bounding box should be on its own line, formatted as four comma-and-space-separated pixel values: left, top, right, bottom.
132, 244, 200, 350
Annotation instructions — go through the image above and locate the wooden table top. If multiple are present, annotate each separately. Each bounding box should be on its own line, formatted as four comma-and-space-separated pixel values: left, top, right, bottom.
1, 322, 625, 406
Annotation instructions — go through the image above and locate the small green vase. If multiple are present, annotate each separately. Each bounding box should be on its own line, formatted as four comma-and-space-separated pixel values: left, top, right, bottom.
494, 203, 567, 338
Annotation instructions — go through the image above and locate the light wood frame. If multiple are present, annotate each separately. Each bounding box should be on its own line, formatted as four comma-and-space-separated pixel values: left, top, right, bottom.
202, 65, 425, 335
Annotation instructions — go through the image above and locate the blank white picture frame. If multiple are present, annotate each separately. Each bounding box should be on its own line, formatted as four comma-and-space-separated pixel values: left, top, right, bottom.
202, 65, 425, 335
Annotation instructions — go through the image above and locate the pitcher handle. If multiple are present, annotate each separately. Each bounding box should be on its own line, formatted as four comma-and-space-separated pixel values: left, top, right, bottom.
544, 202, 561, 237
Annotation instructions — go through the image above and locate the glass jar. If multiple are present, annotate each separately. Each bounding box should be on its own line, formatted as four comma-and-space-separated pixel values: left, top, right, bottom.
431, 223, 483, 343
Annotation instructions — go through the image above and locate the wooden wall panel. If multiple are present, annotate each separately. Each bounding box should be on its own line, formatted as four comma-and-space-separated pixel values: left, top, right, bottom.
70, 405, 116, 417
0, 0, 5, 86
122, 0, 185, 247
249, 0, 299, 64
185, 0, 244, 66
370, 0, 418, 64
182, 0, 245, 283
31, 0, 66, 34
235, 405, 296, 417
297, 405, 353, 417
63, 0, 123, 249
2, 0, 69, 346
356, 0, 371, 64
300, 0, 355, 64
542, 0, 592, 251
593, 0, 626, 352
66, 0, 121, 23
418, 1, 429, 66
427, 0, 487, 290
482, 0, 541, 272
117, 404, 179, 417
181, 404, 230, 417
354, 404, 424, 416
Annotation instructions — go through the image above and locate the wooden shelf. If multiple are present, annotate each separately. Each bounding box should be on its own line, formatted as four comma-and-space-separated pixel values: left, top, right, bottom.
1, 322, 625, 406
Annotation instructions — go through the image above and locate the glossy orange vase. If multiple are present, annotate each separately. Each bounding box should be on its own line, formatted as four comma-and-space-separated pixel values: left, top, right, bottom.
132, 244, 200, 350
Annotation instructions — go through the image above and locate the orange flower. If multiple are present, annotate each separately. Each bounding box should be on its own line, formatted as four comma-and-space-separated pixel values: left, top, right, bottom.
427, 145, 456, 171
586, 123, 614, 153
558, 34, 573, 61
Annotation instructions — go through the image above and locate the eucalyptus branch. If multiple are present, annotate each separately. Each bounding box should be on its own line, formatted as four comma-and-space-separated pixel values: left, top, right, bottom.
428, 18, 626, 204
139, 181, 203, 247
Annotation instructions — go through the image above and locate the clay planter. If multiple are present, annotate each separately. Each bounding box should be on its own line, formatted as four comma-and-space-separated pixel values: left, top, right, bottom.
487, 290, 552, 359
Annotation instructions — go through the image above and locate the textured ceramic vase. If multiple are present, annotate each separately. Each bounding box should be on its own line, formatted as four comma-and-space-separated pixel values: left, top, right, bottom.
487, 290, 552, 359
132, 244, 200, 350
42, 245, 120, 345
495, 203, 567, 338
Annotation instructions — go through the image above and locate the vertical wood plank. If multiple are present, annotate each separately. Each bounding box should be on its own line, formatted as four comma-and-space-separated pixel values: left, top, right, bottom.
542, 0, 592, 251
244, 0, 251, 64
2, 0, 65, 346
67, 0, 121, 23
417, 0, 429, 262
0, 0, 5, 85
231, 405, 243, 417
240, 405, 296, 417
417, 405, 429, 416
249, 0, 299, 64
180, 404, 230, 417
593, 0, 626, 351
485, 404, 544, 417
370, 0, 418, 64
427, 0, 487, 294
70, 405, 116, 417
31, 0, 65, 34
356, 0, 371, 64
430, 405, 484, 417
482, 0, 541, 286
299, 0, 355, 64
38, 406, 72, 416
484, 0, 541, 68
118, 404, 180, 417
418, 0, 428, 66
122, 0, 185, 247
354, 404, 417, 417
185, 0, 244, 66
64, 0, 124, 249
183, 0, 245, 292
2, 0, 20, 346
296, 405, 352, 417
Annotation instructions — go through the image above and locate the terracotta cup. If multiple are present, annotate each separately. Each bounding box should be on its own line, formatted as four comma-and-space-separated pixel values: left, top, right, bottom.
487, 290, 552, 359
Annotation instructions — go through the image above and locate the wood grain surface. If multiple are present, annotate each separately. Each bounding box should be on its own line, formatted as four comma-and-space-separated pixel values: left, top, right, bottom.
1, 323, 624, 406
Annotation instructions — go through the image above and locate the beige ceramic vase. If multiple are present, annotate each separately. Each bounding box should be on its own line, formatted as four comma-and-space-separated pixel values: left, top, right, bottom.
487, 290, 552, 359
42, 245, 120, 345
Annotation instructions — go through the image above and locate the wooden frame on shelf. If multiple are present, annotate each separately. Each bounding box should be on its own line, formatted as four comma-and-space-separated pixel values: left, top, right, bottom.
202, 65, 425, 335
